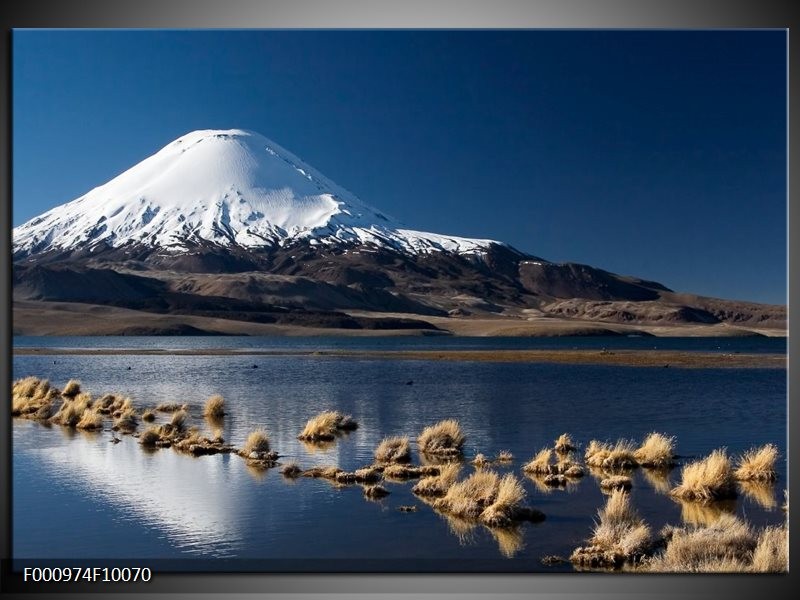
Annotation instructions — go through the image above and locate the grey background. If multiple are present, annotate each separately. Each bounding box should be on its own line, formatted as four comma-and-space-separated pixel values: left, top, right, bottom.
0, 0, 795, 598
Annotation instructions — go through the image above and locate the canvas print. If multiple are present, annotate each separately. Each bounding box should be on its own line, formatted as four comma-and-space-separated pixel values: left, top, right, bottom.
10, 30, 787, 573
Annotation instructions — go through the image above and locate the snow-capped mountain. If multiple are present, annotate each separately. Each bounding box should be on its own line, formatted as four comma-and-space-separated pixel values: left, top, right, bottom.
11, 128, 785, 335
13, 129, 499, 259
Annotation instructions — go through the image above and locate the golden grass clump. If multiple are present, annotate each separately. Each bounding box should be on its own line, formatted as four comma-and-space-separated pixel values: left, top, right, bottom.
634, 432, 676, 468
51, 393, 92, 427
142, 409, 155, 422
62, 379, 81, 398
570, 489, 652, 569
645, 514, 756, 572
11, 377, 59, 418
556, 453, 585, 478
298, 411, 339, 441
417, 419, 466, 457
76, 409, 104, 430
203, 394, 226, 418
433, 470, 532, 528
480, 474, 527, 528
522, 448, 553, 475
670, 449, 736, 502
412, 463, 461, 497
601, 440, 638, 470
554, 433, 576, 453
471, 453, 491, 468
155, 402, 182, 413
297, 410, 357, 441
496, 450, 514, 463
169, 410, 187, 431
112, 408, 138, 434
374, 435, 411, 463
139, 427, 161, 447
750, 525, 788, 573
734, 444, 778, 482
435, 470, 501, 519
584, 439, 611, 467
599, 475, 632, 493
242, 428, 271, 456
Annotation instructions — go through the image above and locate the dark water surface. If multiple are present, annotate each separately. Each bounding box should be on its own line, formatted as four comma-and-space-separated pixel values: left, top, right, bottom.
12, 336, 787, 571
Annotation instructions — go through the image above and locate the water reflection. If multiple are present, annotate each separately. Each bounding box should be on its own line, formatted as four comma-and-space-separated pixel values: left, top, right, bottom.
30, 429, 246, 557
13, 348, 787, 567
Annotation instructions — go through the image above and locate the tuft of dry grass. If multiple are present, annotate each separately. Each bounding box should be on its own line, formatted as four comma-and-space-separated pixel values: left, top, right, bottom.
142, 409, 155, 422
374, 435, 411, 463
435, 470, 501, 519
471, 453, 492, 468
242, 428, 271, 456
645, 514, 756, 572
203, 394, 225, 418
599, 475, 632, 493
12, 376, 58, 418
480, 474, 527, 528
670, 449, 736, 502
76, 409, 104, 430
734, 444, 778, 482
554, 433, 576, 453
433, 470, 532, 528
169, 410, 187, 431
113, 408, 138, 434
750, 525, 788, 573
634, 432, 676, 468
51, 393, 92, 427
62, 379, 81, 398
412, 463, 461, 497
417, 419, 466, 457
155, 402, 182, 413
496, 450, 514, 463
297, 410, 357, 441
139, 427, 161, 447
585, 439, 611, 467
602, 440, 638, 470
570, 489, 652, 569
522, 448, 553, 475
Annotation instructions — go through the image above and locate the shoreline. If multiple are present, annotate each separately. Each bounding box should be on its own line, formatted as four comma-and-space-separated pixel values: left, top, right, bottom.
12, 348, 786, 369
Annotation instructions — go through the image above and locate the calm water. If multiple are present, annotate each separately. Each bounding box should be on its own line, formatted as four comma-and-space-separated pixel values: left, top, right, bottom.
12, 336, 787, 571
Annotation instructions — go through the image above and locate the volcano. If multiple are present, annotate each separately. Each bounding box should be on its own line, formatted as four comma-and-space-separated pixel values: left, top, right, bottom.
12, 129, 785, 336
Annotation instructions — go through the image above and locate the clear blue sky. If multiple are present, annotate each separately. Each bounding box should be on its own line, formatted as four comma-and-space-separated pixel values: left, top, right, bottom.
12, 30, 786, 304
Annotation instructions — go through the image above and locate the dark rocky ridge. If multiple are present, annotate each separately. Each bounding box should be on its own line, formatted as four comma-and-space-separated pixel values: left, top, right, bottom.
12, 237, 786, 333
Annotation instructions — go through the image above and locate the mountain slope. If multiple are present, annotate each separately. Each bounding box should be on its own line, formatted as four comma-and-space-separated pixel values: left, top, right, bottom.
13, 129, 498, 260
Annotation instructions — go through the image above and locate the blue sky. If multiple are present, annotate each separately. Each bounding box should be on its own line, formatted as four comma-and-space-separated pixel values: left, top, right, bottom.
12, 30, 786, 304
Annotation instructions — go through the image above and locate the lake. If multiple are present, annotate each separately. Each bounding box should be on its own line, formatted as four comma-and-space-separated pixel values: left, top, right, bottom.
11, 336, 787, 571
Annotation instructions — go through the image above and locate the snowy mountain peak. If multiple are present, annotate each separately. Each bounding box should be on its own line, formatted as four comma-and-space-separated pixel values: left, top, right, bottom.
13, 128, 501, 259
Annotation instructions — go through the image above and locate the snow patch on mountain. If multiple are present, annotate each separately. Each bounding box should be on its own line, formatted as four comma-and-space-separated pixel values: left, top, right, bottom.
13, 129, 500, 258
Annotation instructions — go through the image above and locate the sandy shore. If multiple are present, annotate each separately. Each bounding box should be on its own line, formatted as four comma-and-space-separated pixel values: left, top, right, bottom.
13, 347, 785, 369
